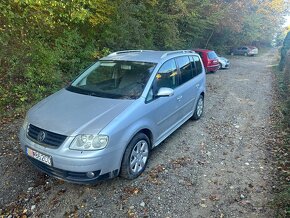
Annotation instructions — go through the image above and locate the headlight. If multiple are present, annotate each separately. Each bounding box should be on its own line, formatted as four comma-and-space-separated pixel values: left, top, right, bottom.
69, 134, 109, 151
22, 116, 29, 131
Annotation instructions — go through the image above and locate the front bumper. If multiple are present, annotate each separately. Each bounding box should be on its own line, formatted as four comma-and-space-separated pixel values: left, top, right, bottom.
26, 156, 118, 184
221, 62, 230, 69
19, 127, 122, 184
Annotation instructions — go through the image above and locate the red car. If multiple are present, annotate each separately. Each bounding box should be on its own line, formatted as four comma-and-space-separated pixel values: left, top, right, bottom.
193, 49, 219, 73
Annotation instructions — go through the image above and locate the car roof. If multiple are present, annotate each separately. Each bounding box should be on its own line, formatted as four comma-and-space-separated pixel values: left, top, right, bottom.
101, 50, 196, 63
192, 49, 214, 53
247, 46, 257, 48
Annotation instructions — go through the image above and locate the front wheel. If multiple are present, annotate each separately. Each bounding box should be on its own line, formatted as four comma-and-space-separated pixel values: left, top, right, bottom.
120, 133, 150, 179
192, 95, 204, 120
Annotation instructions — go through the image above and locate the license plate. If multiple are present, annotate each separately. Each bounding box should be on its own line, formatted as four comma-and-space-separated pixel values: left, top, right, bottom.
26, 147, 52, 166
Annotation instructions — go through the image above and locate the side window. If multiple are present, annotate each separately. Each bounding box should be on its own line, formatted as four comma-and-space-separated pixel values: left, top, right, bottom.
176, 56, 193, 84
155, 59, 178, 89
193, 55, 203, 76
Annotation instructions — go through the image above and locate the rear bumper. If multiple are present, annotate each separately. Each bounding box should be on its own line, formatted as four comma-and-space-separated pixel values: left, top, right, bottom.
248, 51, 258, 55
206, 65, 219, 72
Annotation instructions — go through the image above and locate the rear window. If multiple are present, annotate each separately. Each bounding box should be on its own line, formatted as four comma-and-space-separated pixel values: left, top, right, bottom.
207, 51, 217, 59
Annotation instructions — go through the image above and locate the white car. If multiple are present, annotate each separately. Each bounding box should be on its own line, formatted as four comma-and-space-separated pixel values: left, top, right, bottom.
217, 56, 230, 69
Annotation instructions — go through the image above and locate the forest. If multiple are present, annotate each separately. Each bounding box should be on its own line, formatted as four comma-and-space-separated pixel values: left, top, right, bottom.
0, 0, 288, 117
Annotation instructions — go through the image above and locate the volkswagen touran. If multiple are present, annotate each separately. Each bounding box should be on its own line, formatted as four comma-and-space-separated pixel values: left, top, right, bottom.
19, 50, 206, 183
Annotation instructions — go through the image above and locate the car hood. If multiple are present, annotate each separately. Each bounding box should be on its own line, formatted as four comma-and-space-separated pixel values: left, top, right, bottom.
217, 56, 227, 61
28, 89, 133, 136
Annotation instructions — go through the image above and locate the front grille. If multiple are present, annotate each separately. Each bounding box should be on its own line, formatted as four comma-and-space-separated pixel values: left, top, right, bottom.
27, 124, 67, 147
27, 156, 101, 183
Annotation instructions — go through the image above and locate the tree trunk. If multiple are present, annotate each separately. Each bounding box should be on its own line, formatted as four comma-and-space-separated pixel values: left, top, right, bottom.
205, 30, 214, 48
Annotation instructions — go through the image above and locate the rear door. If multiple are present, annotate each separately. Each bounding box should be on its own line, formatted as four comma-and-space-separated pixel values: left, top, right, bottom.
174, 56, 196, 120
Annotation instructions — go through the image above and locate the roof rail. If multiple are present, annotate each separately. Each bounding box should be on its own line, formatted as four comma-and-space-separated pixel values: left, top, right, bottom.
161, 50, 195, 58
108, 50, 146, 56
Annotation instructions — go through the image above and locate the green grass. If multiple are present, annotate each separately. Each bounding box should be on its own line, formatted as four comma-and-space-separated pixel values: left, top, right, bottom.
271, 54, 290, 217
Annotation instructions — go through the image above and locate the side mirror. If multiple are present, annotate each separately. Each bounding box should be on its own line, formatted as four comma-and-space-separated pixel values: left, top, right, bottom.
156, 87, 174, 97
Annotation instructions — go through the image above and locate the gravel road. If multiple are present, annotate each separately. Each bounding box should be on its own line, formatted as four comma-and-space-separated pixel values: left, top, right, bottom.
0, 50, 277, 217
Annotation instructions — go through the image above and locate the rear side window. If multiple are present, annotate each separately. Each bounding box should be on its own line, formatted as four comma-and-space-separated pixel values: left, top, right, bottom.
192, 55, 203, 76
175, 56, 193, 84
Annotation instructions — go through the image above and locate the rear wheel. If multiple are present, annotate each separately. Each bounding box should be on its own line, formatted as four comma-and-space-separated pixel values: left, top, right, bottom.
120, 133, 150, 179
244, 52, 248, 56
192, 95, 204, 120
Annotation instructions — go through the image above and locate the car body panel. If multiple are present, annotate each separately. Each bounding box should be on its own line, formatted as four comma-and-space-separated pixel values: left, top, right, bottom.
27, 89, 133, 136
193, 49, 219, 73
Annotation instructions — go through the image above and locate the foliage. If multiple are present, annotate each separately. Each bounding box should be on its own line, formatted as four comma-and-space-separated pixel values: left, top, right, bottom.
0, 0, 288, 118
0, 0, 112, 118
211, 0, 287, 48
272, 53, 290, 218
279, 31, 290, 71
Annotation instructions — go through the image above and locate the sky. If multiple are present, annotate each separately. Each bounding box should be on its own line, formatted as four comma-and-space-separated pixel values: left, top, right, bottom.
284, 15, 290, 27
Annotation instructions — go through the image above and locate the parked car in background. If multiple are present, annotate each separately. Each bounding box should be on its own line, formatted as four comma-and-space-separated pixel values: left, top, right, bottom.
193, 49, 219, 73
230, 46, 258, 56
19, 50, 206, 183
217, 55, 230, 69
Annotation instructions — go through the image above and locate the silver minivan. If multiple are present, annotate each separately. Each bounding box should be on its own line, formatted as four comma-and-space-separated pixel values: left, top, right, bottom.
19, 50, 206, 183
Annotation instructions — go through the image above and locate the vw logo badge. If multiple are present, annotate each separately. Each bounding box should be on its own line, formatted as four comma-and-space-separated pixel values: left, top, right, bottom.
37, 131, 46, 142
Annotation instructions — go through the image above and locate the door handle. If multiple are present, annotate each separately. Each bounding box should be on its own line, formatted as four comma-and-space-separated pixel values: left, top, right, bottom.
177, 96, 183, 101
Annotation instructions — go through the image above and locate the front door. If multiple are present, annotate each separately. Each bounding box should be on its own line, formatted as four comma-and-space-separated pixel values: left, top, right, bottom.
145, 59, 182, 144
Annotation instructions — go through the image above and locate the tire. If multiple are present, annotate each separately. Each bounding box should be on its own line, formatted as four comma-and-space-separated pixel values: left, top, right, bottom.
244, 52, 248, 56
192, 95, 204, 120
219, 63, 222, 69
120, 133, 150, 179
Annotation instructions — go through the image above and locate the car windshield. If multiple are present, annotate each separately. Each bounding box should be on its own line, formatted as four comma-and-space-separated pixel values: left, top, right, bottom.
67, 60, 156, 99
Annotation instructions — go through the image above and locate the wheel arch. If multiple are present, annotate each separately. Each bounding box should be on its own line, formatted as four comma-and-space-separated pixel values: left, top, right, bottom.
119, 129, 152, 179
137, 128, 153, 149
118, 127, 153, 168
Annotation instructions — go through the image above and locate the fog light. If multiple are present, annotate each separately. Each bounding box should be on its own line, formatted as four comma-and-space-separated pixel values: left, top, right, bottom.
86, 172, 95, 178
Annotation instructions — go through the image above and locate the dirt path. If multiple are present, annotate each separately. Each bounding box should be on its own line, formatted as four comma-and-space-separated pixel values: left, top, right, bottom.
0, 50, 276, 217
